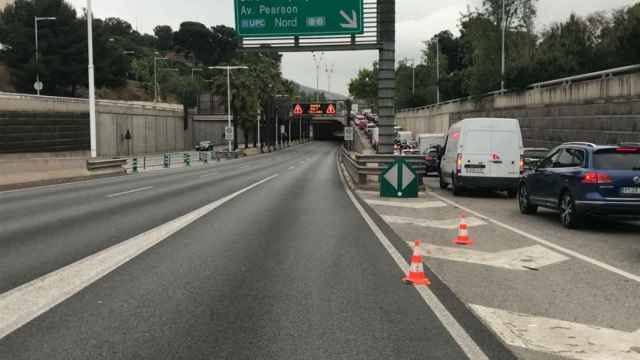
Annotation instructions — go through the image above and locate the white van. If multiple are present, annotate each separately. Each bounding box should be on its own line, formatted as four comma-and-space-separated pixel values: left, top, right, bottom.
396, 131, 413, 143
440, 118, 523, 196
417, 133, 446, 153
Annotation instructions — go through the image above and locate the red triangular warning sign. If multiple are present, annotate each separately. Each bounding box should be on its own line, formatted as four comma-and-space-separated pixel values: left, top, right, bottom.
326, 103, 336, 115
293, 104, 304, 116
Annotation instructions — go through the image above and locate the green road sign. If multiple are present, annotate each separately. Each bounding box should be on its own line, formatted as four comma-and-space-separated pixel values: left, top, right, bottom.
380, 159, 419, 198
235, 0, 364, 37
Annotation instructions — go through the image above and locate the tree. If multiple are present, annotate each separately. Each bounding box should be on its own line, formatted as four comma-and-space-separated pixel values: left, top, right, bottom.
154, 25, 173, 51
165, 75, 205, 130
348, 62, 378, 111
0, 0, 85, 95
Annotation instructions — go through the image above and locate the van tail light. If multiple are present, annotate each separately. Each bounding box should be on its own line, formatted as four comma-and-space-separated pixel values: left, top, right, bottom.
456, 153, 463, 176
519, 158, 525, 175
582, 172, 613, 184
425, 155, 433, 161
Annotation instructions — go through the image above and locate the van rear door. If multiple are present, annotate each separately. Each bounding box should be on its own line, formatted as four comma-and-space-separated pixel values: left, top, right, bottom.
461, 130, 491, 177
488, 130, 521, 178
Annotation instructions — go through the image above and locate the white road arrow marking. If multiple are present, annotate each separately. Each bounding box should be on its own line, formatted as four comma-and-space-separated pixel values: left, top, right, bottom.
471, 304, 640, 360
384, 215, 486, 229
339, 10, 358, 29
366, 199, 447, 209
411, 242, 570, 270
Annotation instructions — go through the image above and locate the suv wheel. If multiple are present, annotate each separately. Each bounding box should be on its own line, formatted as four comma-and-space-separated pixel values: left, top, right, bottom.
439, 173, 448, 190
560, 192, 581, 229
518, 184, 538, 214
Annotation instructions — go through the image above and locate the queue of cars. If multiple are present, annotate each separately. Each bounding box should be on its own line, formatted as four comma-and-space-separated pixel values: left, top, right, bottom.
388, 118, 640, 228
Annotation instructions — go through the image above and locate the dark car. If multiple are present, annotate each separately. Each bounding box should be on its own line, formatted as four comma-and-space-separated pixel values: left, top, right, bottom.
518, 142, 640, 228
423, 145, 443, 175
195, 141, 214, 151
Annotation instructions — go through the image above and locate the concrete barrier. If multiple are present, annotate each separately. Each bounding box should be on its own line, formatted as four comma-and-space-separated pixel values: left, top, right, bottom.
396, 72, 640, 147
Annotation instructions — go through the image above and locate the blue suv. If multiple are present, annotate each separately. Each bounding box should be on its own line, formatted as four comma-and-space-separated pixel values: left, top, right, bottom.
518, 142, 640, 228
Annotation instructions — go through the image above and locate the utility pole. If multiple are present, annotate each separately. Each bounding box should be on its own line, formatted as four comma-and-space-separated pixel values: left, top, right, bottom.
501, 0, 506, 92
325, 63, 335, 93
210, 66, 249, 152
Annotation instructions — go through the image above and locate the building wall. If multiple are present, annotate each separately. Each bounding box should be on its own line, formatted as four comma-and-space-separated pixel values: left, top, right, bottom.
0, 92, 189, 157
396, 72, 640, 148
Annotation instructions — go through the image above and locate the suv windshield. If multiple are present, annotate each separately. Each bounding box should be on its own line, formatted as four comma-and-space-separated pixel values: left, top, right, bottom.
593, 149, 640, 170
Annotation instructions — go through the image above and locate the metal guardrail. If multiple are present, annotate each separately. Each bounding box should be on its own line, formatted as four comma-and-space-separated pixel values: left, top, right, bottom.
397, 64, 640, 114
339, 147, 426, 186
86, 158, 127, 172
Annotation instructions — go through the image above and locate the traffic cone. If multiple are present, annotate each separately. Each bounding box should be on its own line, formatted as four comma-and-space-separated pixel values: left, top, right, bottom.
453, 214, 474, 246
402, 240, 431, 286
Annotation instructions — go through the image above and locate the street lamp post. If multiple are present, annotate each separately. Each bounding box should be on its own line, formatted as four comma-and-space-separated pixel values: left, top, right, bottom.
408, 59, 415, 96
154, 56, 168, 102
85, 0, 98, 158
312, 52, 324, 101
436, 36, 440, 103
501, 0, 506, 92
209, 66, 248, 152
34, 16, 56, 96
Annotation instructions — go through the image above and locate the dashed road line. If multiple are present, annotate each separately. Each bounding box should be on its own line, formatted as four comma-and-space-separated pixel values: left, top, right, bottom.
107, 186, 153, 198
428, 192, 640, 284
0, 174, 279, 341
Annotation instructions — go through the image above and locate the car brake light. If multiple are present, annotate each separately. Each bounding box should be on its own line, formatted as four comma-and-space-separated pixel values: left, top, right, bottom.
616, 147, 640, 153
425, 156, 433, 161
519, 158, 525, 175
456, 154, 463, 175
582, 172, 613, 184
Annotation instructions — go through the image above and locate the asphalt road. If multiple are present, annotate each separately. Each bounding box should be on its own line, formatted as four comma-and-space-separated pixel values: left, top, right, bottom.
0, 142, 513, 359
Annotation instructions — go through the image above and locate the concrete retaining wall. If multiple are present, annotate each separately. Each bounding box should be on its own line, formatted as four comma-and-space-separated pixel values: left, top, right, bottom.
0, 92, 188, 157
396, 72, 640, 148
192, 114, 245, 146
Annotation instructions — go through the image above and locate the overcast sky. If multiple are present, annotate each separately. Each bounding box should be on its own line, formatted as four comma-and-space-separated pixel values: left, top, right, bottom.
68, 0, 637, 96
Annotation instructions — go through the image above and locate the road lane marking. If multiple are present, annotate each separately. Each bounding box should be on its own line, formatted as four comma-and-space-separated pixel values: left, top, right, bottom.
366, 199, 448, 209
413, 242, 569, 270
383, 215, 486, 229
200, 172, 219, 178
471, 304, 640, 360
428, 192, 640, 284
107, 186, 153, 198
0, 174, 279, 340
337, 161, 489, 360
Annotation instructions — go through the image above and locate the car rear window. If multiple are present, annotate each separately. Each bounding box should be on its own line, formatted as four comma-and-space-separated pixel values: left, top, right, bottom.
593, 149, 640, 170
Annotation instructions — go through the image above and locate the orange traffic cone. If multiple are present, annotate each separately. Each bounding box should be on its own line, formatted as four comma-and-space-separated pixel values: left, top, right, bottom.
402, 240, 431, 286
453, 214, 474, 246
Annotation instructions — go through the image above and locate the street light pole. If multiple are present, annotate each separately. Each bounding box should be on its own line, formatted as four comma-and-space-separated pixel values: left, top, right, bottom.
154, 56, 168, 103
312, 52, 324, 101
84, 1, 98, 158
34, 16, 56, 96
500, 0, 506, 91
210, 65, 248, 152
436, 36, 440, 103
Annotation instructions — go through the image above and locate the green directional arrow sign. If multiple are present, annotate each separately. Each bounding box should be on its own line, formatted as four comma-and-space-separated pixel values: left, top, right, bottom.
380, 159, 419, 198
234, 0, 364, 37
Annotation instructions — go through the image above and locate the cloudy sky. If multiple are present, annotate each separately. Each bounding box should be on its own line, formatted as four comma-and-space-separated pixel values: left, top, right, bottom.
68, 0, 636, 95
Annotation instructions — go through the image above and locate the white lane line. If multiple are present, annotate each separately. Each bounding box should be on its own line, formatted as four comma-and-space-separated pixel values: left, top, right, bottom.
337, 163, 489, 360
414, 242, 570, 271
471, 304, 640, 360
107, 186, 154, 198
429, 192, 640, 284
366, 199, 448, 209
0, 174, 279, 340
383, 215, 486, 229
200, 172, 218, 178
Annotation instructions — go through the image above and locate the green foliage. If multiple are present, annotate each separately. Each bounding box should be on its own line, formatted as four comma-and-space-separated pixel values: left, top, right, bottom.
348, 62, 378, 110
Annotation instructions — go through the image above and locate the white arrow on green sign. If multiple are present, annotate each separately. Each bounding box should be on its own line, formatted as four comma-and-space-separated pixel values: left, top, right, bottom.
380, 159, 419, 198
234, 0, 364, 37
